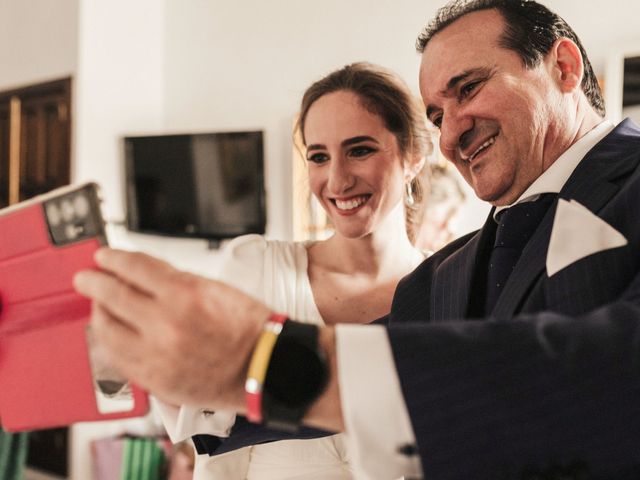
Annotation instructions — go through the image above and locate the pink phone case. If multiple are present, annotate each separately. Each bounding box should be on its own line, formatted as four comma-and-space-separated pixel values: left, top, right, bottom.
0, 183, 148, 432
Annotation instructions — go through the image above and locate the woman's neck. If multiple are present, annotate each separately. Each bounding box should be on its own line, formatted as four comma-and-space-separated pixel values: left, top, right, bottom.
305, 201, 425, 325
308, 203, 423, 280
305, 204, 424, 325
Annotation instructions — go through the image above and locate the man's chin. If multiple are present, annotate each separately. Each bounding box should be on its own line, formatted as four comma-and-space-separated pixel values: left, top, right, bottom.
473, 183, 514, 206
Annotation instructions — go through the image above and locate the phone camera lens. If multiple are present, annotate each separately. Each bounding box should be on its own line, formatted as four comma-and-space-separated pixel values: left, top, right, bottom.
61, 200, 75, 222
46, 204, 61, 227
64, 223, 85, 240
74, 195, 90, 219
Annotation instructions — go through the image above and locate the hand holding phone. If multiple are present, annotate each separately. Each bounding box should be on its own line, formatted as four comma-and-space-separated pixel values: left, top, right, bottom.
0, 183, 149, 432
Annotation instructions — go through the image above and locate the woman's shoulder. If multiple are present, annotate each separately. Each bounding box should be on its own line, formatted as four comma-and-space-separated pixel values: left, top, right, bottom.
222, 234, 268, 260
218, 235, 308, 281
222, 234, 302, 263
218, 235, 308, 303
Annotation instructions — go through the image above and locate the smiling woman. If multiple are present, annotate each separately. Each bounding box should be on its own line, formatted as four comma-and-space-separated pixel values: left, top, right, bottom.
155, 62, 434, 479
303, 90, 416, 244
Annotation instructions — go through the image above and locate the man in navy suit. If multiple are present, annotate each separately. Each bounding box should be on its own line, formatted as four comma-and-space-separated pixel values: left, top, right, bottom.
75, 0, 640, 478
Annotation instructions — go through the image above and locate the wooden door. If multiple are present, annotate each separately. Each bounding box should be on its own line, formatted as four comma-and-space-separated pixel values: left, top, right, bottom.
0, 78, 71, 208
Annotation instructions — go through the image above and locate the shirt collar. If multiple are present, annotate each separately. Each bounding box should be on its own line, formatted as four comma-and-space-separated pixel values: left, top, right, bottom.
493, 120, 615, 219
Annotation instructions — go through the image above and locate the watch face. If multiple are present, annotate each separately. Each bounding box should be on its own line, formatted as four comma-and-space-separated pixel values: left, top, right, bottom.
264, 338, 327, 408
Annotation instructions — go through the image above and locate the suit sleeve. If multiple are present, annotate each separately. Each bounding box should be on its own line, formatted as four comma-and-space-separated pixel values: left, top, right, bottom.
387, 291, 640, 479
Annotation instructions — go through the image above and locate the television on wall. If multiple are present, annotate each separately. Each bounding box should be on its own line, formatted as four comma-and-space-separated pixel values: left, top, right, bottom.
124, 131, 266, 241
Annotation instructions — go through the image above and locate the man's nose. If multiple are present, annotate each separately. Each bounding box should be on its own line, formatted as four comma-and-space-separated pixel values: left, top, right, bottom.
439, 108, 474, 161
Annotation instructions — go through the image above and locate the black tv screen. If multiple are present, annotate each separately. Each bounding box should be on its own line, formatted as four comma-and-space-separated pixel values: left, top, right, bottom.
124, 131, 266, 240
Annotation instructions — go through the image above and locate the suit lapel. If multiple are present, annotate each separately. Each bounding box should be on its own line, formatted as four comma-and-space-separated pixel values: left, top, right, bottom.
492, 119, 640, 319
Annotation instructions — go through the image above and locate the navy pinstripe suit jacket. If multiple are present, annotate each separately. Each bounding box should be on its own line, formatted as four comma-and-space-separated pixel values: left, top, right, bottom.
387, 118, 640, 479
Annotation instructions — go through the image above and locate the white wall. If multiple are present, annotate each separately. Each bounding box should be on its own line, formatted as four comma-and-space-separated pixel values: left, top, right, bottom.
71, 1, 167, 479
71, 0, 216, 274
545, 0, 640, 76
74, 0, 165, 220
0, 0, 78, 91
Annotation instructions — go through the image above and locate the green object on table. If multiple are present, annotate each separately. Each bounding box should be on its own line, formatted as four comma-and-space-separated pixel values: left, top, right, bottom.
0, 428, 29, 480
122, 437, 166, 480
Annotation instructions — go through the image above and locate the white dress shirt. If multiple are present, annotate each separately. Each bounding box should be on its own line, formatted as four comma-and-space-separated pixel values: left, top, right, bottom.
335, 120, 615, 480
495, 120, 615, 215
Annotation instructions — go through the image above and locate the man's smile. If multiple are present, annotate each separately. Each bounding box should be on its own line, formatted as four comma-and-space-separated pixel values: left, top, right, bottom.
461, 135, 496, 164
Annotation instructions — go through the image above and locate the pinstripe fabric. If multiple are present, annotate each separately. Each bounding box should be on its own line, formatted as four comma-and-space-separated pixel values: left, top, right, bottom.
387, 119, 640, 480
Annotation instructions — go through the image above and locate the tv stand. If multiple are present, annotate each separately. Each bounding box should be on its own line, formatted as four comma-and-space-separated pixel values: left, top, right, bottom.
207, 239, 222, 249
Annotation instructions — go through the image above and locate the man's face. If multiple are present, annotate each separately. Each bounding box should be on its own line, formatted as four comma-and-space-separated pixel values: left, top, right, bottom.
419, 9, 566, 206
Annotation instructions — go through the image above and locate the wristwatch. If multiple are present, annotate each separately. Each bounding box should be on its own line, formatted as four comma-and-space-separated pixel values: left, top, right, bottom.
261, 320, 328, 432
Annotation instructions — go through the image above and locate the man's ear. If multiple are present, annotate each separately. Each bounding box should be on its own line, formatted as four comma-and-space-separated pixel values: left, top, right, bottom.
549, 38, 584, 93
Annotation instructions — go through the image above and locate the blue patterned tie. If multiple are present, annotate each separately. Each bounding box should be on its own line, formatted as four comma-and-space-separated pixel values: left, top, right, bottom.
485, 194, 556, 314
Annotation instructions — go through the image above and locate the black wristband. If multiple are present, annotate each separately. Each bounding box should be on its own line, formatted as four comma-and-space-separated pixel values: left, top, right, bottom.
261, 321, 328, 432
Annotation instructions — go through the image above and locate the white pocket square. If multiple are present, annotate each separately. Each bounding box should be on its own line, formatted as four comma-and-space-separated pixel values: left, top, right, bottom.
546, 199, 628, 277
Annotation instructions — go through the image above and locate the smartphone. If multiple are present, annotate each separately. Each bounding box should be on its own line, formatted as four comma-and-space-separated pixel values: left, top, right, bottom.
0, 183, 149, 432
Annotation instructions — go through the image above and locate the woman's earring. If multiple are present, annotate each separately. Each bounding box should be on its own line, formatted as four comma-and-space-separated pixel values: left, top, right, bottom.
405, 181, 414, 207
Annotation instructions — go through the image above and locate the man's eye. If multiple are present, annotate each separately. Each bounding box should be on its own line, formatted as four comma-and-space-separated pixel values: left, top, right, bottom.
307, 153, 328, 164
460, 80, 481, 98
430, 115, 442, 129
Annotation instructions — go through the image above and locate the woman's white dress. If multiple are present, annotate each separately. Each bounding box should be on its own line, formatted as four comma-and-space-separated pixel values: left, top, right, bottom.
157, 234, 353, 479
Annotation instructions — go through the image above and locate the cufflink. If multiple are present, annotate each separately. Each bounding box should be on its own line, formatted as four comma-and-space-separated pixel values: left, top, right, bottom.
397, 443, 419, 456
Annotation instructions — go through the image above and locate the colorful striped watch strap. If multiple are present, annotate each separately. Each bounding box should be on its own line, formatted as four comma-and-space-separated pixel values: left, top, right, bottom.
245, 313, 288, 423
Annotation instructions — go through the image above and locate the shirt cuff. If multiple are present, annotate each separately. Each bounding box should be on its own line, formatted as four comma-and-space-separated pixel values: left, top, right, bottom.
336, 324, 422, 479
155, 399, 237, 444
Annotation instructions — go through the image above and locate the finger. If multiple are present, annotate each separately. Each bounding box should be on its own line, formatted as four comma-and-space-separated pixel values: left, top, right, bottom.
74, 269, 157, 332
86, 305, 130, 384
91, 304, 146, 382
94, 248, 181, 297
92, 305, 180, 397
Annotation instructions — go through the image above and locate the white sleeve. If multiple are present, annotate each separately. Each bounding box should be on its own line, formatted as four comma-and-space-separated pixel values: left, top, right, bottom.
336, 324, 423, 480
